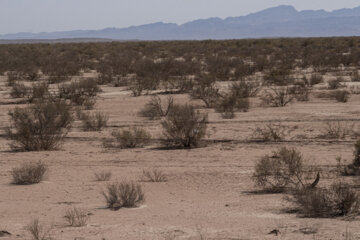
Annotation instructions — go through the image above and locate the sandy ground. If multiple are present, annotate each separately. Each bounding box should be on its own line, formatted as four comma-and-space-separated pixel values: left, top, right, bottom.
1, 76, 360, 240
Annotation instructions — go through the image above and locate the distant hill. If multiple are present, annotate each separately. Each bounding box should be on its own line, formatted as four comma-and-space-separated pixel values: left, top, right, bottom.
2, 5, 360, 40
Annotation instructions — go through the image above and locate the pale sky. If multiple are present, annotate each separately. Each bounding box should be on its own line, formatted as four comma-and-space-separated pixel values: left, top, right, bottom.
1, 0, 360, 34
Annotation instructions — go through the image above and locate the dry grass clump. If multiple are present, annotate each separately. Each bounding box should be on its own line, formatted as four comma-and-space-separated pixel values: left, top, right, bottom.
253, 147, 305, 192
26, 219, 52, 240
64, 207, 89, 227
105, 127, 151, 149
139, 95, 174, 120
7, 100, 73, 151
12, 161, 47, 185
102, 181, 145, 210
161, 104, 208, 148
142, 169, 167, 182
94, 170, 112, 181
80, 112, 108, 131
289, 182, 360, 217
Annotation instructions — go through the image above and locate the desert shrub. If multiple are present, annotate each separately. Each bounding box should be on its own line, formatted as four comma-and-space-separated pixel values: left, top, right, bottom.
164, 76, 194, 93
7, 71, 22, 86
102, 181, 145, 210
26, 219, 52, 240
58, 78, 101, 106
308, 74, 323, 86
129, 77, 148, 97
328, 78, 342, 90
26, 71, 41, 82
252, 147, 304, 192
190, 75, 220, 108
263, 68, 292, 86
260, 86, 296, 107
139, 96, 174, 120
28, 82, 50, 103
353, 140, 360, 167
7, 100, 73, 151
293, 83, 310, 101
10, 82, 29, 98
351, 71, 360, 82
251, 123, 285, 142
230, 80, 262, 98
94, 170, 112, 181
105, 127, 151, 148
290, 182, 360, 217
319, 121, 350, 140
215, 94, 249, 119
342, 140, 360, 176
64, 207, 89, 227
142, 169, 167, 182
12, 161, 47, 185
161, 104, 208, 148
330, 90, 350, 103
80, 112, 108, 131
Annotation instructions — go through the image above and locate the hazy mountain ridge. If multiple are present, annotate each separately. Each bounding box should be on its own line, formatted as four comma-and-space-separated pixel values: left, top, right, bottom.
2, 5, 360, 40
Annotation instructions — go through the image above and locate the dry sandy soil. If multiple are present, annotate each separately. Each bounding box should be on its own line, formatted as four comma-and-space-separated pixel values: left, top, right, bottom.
0, 75, 360, 240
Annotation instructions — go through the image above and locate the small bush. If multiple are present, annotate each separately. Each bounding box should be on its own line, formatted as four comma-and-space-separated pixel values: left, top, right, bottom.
290, 182, 360, 217
331, 90, 350, 103
106, 127, 151, 149
253, 147, 304, 192
26, 219, 52, 240
80, 112, 108, 131
58, 78, 101, 106
12, 161, 47, 185
28, 82, 50, 103
215, 94, 249, 119
161, 104, 208, 148
102, 181, 145, 210
64, 207, 89, 227
328, 78, 342, 90
10, 82, 29, 98
263, 68, 292, 86
94, 171, 112, 181
251, 123, 285, 142
7, 100, 73, 151
319, 121, 350, 140
142, 169, 167, 182
351, 71, 360, 82
260, 86, 296, 107
230, 80, 262, 98
190, 75, 220, 108
139, 96, 174, 120
308, 74, 323, 86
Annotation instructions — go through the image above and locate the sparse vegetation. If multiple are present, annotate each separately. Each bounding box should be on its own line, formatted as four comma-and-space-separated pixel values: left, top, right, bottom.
251, 123, 285, 142
80, 112, 108, 131
94, 170, 112, 181
139, 95, 174, 120
142, 169, 167, 182
26, 219, 52, 240
105, 127, 151, 148
260, 86, 296, 107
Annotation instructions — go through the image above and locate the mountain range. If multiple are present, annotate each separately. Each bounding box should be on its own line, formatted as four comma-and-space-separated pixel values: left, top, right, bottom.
2, 5, 360, 40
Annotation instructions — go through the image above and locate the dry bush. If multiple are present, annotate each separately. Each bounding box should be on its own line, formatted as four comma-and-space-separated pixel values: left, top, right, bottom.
351, 71, 360, 82
7, 71, 22, 86
190, 75, 220, 108
10, 82, 29, 98
161, 104, 208, 148
330, 90, 350, 103
7, 100, 73, 151
28, 82, 50, 103
215, 94, 249, 119
251, 123, 285, 142
105, 127, 151, 149
290, 182, 360, 217
263, 68, 292, 86
12, 161, 47, 185
139, 96, 174, 120
94, 170, 112, 181
102, 181, 145, 210
260, 86, 296, 107
252, 147, 305, 192
318, 121, 351, 140
80, 112, 108, 131
58, 78, 101, 106
293, 83, 310, 101
308, 74, 323, 86
342, 140, 360, 176
328, 78, 342, 90
26, 219, 52, 240
230, 80, 262, 98
64, 207, 89, 227
142, 169, 167, 182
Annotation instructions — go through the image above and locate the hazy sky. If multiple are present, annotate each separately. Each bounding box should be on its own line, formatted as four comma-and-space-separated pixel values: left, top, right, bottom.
1, 0, 360, 34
